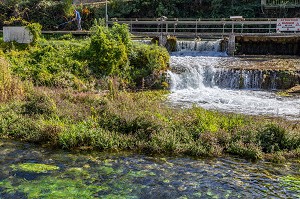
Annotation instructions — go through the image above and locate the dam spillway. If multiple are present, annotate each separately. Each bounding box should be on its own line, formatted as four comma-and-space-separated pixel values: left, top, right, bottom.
167, 40, 300, 119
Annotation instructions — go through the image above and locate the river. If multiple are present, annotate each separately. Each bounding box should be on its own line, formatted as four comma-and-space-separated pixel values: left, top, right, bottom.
0, 139, 299, 198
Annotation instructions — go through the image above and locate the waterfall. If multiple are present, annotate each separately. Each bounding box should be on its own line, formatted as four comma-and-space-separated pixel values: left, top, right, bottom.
213, 69, 278, 90
176, 40, 221, 52
168, 53, 300, 119
169, 58, 281, 90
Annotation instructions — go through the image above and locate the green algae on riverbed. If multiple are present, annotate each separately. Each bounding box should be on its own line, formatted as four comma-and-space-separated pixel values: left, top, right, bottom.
1, 139, 300, 199
280, 175, 300, 195
0, 177, 107, 199
11, 163, 59, 173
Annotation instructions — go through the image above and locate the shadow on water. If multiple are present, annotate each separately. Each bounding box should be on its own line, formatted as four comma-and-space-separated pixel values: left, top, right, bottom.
0, 139, 299, 198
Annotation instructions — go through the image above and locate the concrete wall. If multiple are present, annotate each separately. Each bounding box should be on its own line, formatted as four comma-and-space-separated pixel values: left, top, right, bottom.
3, 26, 33, 44
235, 36, 300, 55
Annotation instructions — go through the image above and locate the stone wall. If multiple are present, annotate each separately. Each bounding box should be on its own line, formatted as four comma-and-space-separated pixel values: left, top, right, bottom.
3, 26, 33, 44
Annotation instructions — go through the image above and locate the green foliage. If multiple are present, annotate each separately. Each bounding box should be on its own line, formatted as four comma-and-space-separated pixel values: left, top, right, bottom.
0, 89, 299, 160
258, 124, 287, 153
89, 24, 130, 79
0, 0, 79, 30
0, 104, 43, 142
23, 90, 57, 116
5, 39, 92, 89
4, 16, 29, 26
26, 22, 42, 44
58, 119, 135, 150
129, 42, 169, 88
228, 141, 263, 160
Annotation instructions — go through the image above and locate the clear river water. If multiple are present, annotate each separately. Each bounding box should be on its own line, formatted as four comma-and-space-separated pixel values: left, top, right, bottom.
0, 139, 299, 198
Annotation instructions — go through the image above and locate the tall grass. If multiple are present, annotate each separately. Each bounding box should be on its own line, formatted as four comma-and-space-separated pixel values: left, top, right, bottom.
0, 57, 24, 102
1, 88, 297, 161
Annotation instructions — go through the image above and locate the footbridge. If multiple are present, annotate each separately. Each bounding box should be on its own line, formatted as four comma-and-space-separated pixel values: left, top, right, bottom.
107, 17, 300, 38
107, 17, 300, 55
2, 18, 300, 55
35, 17, 300, 38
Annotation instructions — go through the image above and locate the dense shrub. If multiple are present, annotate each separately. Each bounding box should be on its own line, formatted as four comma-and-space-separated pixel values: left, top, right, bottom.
0, 89, 299, 160
88, 23, 169, 88
0, 0, 74, 30
258, 124, 287, 153
5, 39, 92, 89
89, 23, 131, 79
129, 42, 169, 88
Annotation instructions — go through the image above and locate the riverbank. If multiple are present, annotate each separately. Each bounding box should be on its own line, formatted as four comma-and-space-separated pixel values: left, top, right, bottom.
0, 87, 299, 162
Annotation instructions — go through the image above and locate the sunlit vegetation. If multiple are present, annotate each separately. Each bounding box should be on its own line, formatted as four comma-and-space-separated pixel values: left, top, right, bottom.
0, 20, 299, 162
0, 86, 299, 161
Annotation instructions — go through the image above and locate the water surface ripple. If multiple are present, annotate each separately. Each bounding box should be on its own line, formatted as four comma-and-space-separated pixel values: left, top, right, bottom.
0, 140, 299, 198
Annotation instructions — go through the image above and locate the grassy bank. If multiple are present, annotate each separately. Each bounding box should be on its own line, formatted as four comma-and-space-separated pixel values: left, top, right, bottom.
0, 86, 299, 162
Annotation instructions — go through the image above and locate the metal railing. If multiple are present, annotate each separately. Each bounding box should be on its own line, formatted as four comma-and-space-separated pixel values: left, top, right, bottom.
109, 18, 286, 38
265, 0, 300, 6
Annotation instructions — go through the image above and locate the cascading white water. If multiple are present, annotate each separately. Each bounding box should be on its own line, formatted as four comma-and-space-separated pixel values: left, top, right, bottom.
168, 41, 300, 119
176, 40, 221, 52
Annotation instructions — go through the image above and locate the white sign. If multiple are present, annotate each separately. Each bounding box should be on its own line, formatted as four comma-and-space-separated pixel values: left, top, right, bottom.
3, 26, 33, 43
276, 18, 300, 32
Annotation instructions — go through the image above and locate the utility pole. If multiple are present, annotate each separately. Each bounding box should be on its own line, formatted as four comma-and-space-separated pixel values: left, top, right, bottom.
105, 0, 108, 27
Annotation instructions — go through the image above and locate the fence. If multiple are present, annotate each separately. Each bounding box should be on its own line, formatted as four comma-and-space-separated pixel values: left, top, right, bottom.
109, 18, 284, 38
265, 0, 300, 5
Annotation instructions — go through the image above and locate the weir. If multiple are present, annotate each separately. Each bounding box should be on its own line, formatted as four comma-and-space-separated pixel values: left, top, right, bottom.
167, 40, 300, 119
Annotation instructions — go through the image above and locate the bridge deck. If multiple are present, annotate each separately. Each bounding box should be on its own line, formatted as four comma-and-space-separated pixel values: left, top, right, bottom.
1, 18, 300, 39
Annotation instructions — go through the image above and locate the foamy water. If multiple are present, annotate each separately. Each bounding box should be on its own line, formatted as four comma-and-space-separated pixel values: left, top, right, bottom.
168, 52, 300, 120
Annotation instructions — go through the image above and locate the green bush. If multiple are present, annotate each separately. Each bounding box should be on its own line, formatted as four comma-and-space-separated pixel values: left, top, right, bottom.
258, 123, 287, 153
5, 39, 92, 89
129, 42, 169, 88
89, 23, 130, 79
228, 141, 263, 160
58, 120, 135, 150
26, 22, 42, 44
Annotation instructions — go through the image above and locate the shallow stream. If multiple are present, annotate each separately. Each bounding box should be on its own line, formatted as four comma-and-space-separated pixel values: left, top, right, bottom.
0, 139, 299, 198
